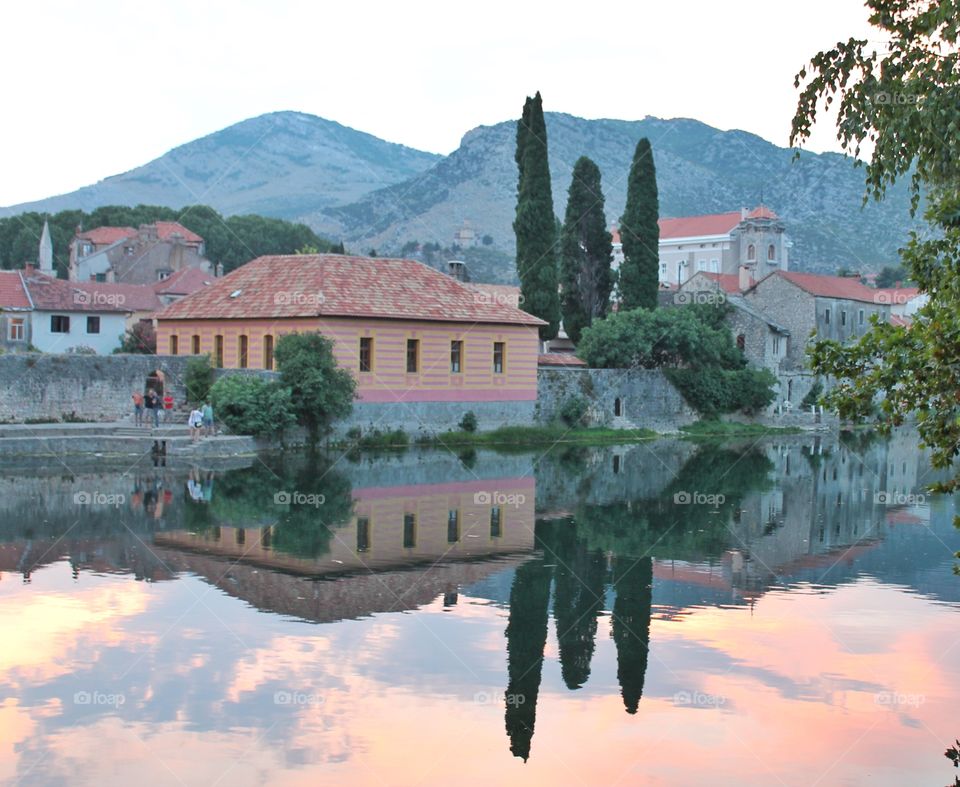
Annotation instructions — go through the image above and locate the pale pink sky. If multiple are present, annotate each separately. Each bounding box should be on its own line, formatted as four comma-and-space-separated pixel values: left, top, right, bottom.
1, 0, 876, 205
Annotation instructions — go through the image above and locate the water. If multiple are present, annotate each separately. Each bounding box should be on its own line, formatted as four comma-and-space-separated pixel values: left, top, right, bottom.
1, 430, 959, 786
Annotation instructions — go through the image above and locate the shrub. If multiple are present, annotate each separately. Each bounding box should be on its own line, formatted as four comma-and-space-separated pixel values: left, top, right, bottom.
185, 355, 213, 404
800, 379, 824, 409
459, 411, 478, 432
115, 322, 156, 354
208, 375, 295, 437
559, 396, 589, 427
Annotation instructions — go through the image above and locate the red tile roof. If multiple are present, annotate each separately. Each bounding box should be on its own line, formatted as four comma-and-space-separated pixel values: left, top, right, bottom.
22, 271, 156, 313
771, 271, 882, 303
695, 272, 749, 293
874, 287, 920, 306
538, 353, 586, 367
611, 226, 622, 245
747, 205, 779, 220
152, 267, 215, 296
157, 255, 546, 325
0, 271, 31, 309
658, 211, 742, 240
463, 283, 523, 309
889, 314, 912, 328
153, 221, 203, 244
76, 226, 136, 246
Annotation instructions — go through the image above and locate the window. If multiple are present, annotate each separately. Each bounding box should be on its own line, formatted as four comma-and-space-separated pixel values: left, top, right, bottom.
614, 397, 623, 417
95, 273, 106, 283
191, 334, 201, 355
697, 260, 706, 272
493, 342, 505, 374
263, 335, 274, 370
86, 316, 100, 334
773, 335, 781, 354
261, 526, 272, 549
858, 309, 865, 326
736, 334, 746, 351
447, 509, 460, 543
451, 340, 463, 373
406, 339, 419, 373
840, 311, 847, 326
214, 335, 224, 368
824, 309, 831, 324
613, 455, 621, 474
9, 318, 24, 341
169, 335, 178, 355
490, 506, 502, 538
236, 528, 245, 545
356, 517, 370, 552
238, 335, 248, 368
710, 258, 719, 273
50, 315, 70, 334
402, 513, 416, 548
768, 244, 776, 261
359, 337, 373, 372
747, 244, 756, 261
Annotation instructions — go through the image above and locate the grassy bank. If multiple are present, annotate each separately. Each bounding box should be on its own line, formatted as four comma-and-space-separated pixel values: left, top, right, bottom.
680, 420, 802, 438
417, 425, 659, 447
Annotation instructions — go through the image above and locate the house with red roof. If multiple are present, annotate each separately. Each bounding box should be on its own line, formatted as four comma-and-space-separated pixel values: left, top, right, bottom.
630, 205, 790, 288
69, 221, 213, 286
156, 254, 545, 431
0, 270, 33, 351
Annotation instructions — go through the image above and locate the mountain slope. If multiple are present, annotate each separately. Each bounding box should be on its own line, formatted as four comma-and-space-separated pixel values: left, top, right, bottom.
0, 112, 441, 220
309, 113, 920, 273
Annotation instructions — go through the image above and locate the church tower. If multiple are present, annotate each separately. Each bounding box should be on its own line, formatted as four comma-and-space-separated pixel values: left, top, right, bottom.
38, 219, 54, 273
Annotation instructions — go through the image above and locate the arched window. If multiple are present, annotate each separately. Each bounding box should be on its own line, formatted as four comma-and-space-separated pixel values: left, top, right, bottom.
747, 244, 756, 261
614, 397, 623, 417
736, 334, 746, 351
768, 244, 776, 261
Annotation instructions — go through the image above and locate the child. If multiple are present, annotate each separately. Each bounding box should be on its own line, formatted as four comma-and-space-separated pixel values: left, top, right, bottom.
132, 390, 144, 427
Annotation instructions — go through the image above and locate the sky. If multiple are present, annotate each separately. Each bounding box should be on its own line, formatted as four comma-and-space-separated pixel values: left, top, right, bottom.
0, 0, 878, 206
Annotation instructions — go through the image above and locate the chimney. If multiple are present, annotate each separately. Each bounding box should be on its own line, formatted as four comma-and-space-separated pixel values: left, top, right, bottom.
741, 207, 748, 220
215, 262, 224, 277
448, 260, 470, 282
738, 265, 752, 292
24, 263, 35, 275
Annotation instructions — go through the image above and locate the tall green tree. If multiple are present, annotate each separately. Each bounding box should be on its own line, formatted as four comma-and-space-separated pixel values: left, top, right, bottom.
611, 556, 653, 714
618, 138, 661, 311
514, 92, 561, 340
559, 157, 614, 343
791, 0, 960, 496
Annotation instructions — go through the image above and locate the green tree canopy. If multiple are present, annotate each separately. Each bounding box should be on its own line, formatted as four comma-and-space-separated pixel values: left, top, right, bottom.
618, 138, 660, 311
514, 92, 561, 340
559, 157, 614, 343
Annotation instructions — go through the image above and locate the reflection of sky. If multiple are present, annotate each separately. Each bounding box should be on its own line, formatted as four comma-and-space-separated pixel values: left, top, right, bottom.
2, 557, 960, 786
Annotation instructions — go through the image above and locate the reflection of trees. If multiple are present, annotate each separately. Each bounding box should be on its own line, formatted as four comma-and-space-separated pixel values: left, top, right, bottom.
611, 556, 653, 714
573, 447, 775, 561
503, 553, 553, 762
183, 454, 354, 558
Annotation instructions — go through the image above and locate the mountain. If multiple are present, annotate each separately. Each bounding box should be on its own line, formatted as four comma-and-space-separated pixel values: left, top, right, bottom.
309, 113, 921, 274
0, 112, 441, 220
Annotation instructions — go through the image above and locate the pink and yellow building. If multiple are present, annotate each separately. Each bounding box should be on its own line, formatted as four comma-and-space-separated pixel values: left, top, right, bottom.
155, 254, 544, 429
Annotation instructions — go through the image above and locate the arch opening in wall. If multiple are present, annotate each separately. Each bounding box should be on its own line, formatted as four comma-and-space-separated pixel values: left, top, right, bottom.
736, 334, 746, 352
614, 397, 623, 417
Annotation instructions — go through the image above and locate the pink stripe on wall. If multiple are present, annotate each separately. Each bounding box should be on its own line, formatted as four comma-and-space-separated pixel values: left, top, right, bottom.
358, 387, 537, 403
354, 476, 535, 501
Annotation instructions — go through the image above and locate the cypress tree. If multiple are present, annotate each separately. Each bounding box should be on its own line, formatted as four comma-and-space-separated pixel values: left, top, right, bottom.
611, 556, 653, 714
514, 92, 561, 340
559, 156, 614, 343
619, 138, 660, 310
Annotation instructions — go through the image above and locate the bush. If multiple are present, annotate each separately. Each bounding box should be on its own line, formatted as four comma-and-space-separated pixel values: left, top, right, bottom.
459, 411, 478, 432
115, 322, 156, 354
185, 355, 213, 404
559, 396, 589, 427
800, 379, 824, 409
666, 368, 776, 417
208, 375, 295, 437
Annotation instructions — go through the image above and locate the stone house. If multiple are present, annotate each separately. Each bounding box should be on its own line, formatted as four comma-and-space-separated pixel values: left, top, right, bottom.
155, 254, 545, 433
69, 221, 213, 285
0, 271, 33, 351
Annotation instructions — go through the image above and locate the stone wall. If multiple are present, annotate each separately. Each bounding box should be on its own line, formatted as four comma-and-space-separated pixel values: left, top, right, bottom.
536, 368, 698, 432
0, 354, 191, 423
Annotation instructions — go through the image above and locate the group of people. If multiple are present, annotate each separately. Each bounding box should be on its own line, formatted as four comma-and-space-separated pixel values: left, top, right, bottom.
131, 389, 213, 441
131, 389, 173, 428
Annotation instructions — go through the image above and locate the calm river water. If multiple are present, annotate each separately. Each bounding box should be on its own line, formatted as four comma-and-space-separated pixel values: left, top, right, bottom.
1, 429, 958, 786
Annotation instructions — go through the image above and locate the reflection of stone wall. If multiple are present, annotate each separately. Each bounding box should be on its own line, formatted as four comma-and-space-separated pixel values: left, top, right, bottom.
0, 354, 190, 423
536, 369, 698, 432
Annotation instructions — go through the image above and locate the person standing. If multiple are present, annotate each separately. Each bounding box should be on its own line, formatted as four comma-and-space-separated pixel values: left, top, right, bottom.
132, 390, 144, 427
188, 406, 203, 442
146, 389, 160, 429
162, 393, 174, 424
201, 401, 214, 437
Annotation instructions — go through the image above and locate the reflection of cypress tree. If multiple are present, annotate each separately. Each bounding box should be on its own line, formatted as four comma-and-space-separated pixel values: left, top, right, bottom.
554, 539, 606, 689
611, 556, 653, 714
504, 556, 553, 762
